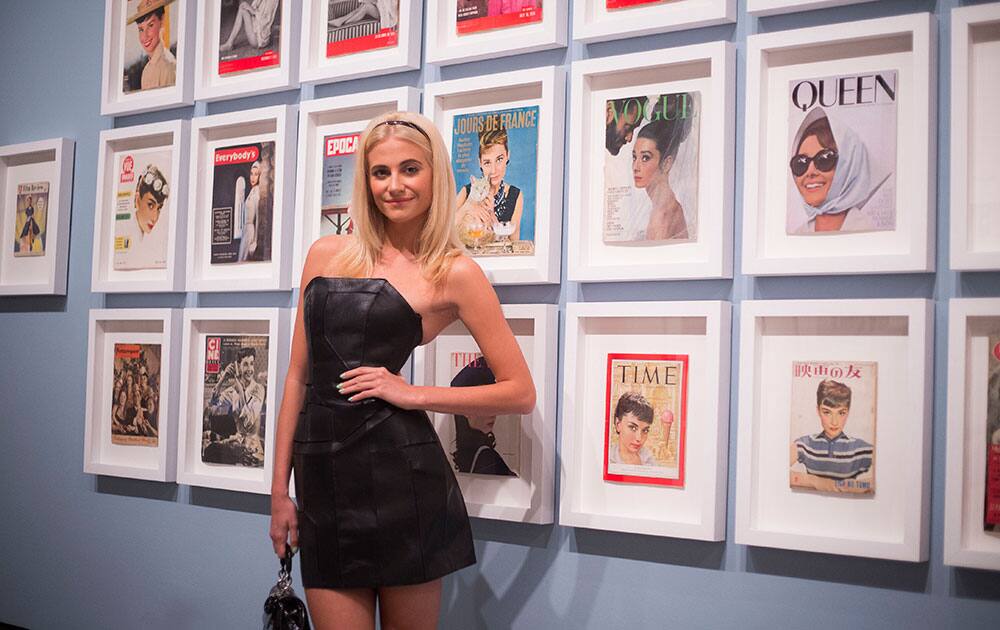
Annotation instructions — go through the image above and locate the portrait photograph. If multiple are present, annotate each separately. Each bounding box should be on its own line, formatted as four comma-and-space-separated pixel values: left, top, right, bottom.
120, 0, 179, 94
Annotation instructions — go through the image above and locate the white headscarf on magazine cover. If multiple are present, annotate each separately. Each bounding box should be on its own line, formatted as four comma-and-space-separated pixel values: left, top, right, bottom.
790, 106, 872, 221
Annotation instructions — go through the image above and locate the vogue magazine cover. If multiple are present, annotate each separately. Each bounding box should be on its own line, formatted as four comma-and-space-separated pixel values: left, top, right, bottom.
456, 0, 542, 35
602, 91, 700, 244
201, 334, 269, 468
111, 342, 161, 447
326, 0, 399, 57
786, 70, 898, 235
217, 0, 282, 76
113, 148, 171, 271
789, 360, 877, 495
13, 181, 48, 257
210, 141, 275, 265
603, 353, 688, 487
452, 105, 539, 256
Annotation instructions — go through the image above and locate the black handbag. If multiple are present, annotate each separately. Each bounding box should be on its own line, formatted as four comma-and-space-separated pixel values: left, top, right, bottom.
263, 546, 311, 630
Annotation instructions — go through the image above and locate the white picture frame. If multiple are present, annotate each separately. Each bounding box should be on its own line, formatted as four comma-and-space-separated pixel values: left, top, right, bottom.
92, 120, 189, 293
572, 0, 734, 45
292, 87, 420, 286
567, 41, 735, 283
186, 104, 296, 292
950, 3, 1000, 271
944, 298, 1000, 571
559, 301, 731, 541
176, 307, 288, 494
0, 137, 75, 296
424, 67, 565, 285
194, 0, 300, 102
299, 0, 421, 85
84, 308, 181, 482
411, 304, 557, 524
734, 298, 933, 562
747, 0, 876, 18
425, 0, 567, 66
100, 0, 195, 116
742, 13, 937, 276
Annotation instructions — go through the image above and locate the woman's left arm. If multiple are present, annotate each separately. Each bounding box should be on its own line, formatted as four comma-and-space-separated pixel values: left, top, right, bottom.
339, 257, 536, 416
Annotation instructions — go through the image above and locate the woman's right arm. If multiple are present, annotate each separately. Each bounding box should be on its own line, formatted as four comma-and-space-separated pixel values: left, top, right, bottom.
269, 236, 345, 557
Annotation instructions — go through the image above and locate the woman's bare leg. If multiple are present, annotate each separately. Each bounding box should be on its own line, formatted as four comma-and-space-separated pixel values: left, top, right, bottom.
306, 587, 376, 630
377, 579, 442, 630
220, 3, 255, 51
331, 4, 379, 28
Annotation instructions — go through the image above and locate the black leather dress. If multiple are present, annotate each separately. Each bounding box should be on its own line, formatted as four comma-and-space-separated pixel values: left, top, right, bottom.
293, 277, 476, 588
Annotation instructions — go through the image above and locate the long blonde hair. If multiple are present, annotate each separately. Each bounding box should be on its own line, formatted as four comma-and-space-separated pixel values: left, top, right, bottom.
336, 111, 464, 284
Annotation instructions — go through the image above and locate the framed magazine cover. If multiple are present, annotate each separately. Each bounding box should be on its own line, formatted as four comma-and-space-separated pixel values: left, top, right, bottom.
560, 301, 731, 541
742, 13, 936, 276
747, 0, 876, 17
186, 105, 296, 292
425, 0, 567, 66
92, 121, 188, 293
0, 137, 75, 296
84, 309, 181, 482
100, 0, 195, 116
944, 298, 1000, 571
572, 0, 734, 45
299, 0, 421, 85
951, 3, 1000, 271
424, 67, 565, 285
176, 307, 288, 494
567, 42, 734, 282
292, 87, 420, 286
411, 304, 557, 524
193, 0, 300, 102
734, 299, 933, 561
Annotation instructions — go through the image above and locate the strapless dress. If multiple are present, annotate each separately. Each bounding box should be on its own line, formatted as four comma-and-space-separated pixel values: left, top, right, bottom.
293, 277, 475, 588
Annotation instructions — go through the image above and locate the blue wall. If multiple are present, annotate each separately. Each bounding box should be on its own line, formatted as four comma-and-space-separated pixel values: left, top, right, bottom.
2, 0, 1000, 628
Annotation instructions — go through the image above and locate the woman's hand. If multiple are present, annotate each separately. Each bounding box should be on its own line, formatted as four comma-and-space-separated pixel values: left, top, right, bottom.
338, 366, 421, 409
270, 494, 299, 558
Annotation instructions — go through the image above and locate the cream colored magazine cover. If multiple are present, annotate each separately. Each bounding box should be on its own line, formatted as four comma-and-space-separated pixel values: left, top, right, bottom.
113, 147, 172, 270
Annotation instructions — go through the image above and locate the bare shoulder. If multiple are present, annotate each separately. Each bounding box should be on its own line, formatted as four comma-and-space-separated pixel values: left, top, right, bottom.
443, 254, 495, 310
300, 235, 351, 287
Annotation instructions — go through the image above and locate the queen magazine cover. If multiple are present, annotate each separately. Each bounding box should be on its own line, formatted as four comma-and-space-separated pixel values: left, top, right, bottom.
120, 0, 179, 94
986, 335, 1000, 531
606, 0, 668, 9
217, 0, 282, 76
445, 351, 521, 477
602, 91, 700, 244
111, 343, 161, 447
604, 354, 688, 487
211, 141, 275, 265
113, 148, 171, 270
789, 361, 877, 495
456, 0, 542, 35
452, 106, 539, 257
13, 181, 48, 257
326, 0, 399, 57
201, 334, 268, 468
320, 132, 360, 236
786, 70, 898, 235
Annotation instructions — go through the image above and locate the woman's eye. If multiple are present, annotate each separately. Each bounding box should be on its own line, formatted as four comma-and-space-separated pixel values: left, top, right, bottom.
405, 165, 420, 175
371, 168, 388, 178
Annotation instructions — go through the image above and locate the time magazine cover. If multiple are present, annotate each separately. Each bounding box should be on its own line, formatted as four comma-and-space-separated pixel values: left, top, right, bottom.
456, 0, 542, 35
451, 105, 539, 257
13, 181, 48, 257
217, 0, 282, 76
120, 0, 179, 94
201, 334, 269, 468
210, 141, 275, 265
320, 132, 360, 236
604, 353, 688, 487
786, 70, 898, 235
986, 335, 1000, 531
326, 0, 399, 57
602, 91, 700, 244
113, 148, 171, 271
789, 361, 877, 495
111, 343, 161, 447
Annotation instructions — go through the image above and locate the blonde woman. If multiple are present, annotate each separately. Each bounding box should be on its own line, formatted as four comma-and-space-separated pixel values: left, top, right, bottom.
269, 112, 535, 629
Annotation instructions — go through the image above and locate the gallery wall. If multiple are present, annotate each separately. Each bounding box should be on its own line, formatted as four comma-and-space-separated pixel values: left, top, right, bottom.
1, 0, 1000, 628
